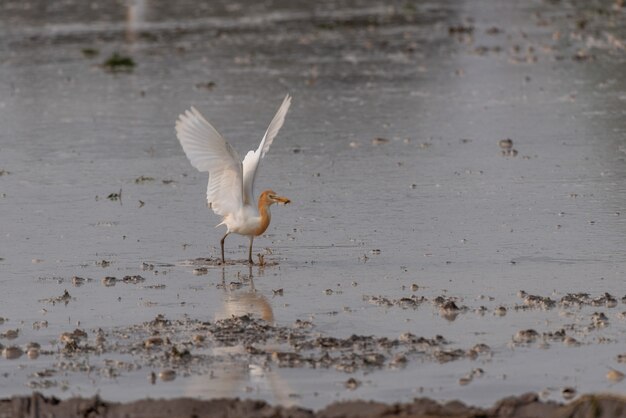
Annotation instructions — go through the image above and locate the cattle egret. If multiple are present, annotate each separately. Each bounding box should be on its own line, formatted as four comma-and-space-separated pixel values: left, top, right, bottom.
175, 95, 292, 264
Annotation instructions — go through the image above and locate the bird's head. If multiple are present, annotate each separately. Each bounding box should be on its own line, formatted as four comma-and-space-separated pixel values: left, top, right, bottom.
260, 190, 291, 206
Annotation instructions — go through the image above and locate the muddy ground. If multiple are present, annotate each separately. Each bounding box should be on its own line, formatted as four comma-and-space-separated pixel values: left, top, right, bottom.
5, 392, 626, 418
2, 0, 626, 414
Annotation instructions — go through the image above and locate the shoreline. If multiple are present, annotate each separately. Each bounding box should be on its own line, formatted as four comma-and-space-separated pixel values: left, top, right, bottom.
3, 392, 626, 418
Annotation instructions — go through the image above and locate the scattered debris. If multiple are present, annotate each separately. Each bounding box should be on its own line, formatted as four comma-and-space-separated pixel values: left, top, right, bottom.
106, 189, 122, 202
195, 81, 216, 90
38, 290, 72, 306
81, 48, 99, 58
134, 176, 155, 184
102, 53, 136, 73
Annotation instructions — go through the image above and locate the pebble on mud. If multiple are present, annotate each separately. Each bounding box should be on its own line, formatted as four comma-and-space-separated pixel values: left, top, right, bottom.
458, 375, 472, 386
60, 329, 88, 346
144, 336, 164, 348
1, 329, 19, 339
390, 354, 408, 368
159, 369, 176, 381
345, 377, 361, 390
607, 369, 625, 382
513, 329, 540, 344
519, 291, 556, 309
101, 277, 117, 287
27, 347, 40, 359
122, 275, 146, 284
562, 387, 577, 400
591, 312, 609, 328
498, 138, 513, 149
467, 344, 491, 359
3, 346, 23, 360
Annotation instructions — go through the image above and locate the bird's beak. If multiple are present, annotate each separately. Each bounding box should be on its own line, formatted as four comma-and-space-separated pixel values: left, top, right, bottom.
274, 195, 291, 205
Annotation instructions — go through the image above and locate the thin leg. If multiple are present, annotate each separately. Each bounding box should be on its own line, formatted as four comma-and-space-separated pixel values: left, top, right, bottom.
220, 232, 230, 264
248, 236, 254, 264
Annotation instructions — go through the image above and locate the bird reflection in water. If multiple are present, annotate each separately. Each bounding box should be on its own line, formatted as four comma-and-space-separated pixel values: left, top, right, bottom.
215, 266, 273, 322
185, 266, 296, 406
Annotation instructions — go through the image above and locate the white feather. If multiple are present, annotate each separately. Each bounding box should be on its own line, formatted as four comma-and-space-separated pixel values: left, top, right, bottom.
175, 106, 243, 218
242, 94, 291, 205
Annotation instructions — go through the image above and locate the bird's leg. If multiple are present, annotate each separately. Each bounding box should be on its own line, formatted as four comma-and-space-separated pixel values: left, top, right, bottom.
248, 236, 254, 265
220, 232, 230, 264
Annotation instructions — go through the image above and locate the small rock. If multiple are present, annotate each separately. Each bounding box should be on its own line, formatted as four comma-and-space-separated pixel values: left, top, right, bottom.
144, 336, 164, 348
101, 276, 117, 287
390, 354, 408, 367
371, 137, 389, 145
3, 346, 23, 360
513, 329, 539, 343
459, 375, 472, 385
122, 275, 146, 284
562, 387, 576, 400
591, 312, 609, 328
1, 329, 19, 339
159, 369, 176, 381
27, 348, 40, 359
607, 369, 625, 382
495, 306, 507, 316
345, 377, 361, 390
498, 138, 513, 149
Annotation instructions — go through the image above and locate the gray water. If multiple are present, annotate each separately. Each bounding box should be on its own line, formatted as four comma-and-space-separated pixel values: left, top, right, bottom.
1, 0, 626, 410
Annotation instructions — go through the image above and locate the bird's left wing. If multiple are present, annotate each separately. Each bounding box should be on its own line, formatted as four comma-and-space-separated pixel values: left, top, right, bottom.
242, 94, 291, 205
176, 107, 243, 217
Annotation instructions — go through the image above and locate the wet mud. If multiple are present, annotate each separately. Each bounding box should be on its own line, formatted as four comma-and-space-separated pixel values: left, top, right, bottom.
4, 392, 626, 418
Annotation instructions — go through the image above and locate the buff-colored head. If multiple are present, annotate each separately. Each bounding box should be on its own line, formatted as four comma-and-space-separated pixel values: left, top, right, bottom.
259, 189, 291, 206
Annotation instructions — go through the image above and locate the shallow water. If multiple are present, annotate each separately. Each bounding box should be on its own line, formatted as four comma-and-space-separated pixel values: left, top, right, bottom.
1, 0, 626, 410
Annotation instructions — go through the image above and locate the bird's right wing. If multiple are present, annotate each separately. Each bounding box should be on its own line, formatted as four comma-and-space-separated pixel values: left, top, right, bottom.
242, 94, 291, 205
175, 107, 243, 217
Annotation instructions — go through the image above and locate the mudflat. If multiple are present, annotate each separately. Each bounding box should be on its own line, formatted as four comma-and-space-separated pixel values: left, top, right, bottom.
1, 0, 626, 413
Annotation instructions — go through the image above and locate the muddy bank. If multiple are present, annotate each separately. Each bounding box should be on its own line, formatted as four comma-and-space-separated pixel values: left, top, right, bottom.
3, 392, 626, 418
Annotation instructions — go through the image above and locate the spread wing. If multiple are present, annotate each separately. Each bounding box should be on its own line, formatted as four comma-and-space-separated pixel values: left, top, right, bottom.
242, 94, 292, 205
175, 107, 243, 217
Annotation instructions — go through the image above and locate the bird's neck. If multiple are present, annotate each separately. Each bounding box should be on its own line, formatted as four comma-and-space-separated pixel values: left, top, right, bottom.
256, 197, 272, 235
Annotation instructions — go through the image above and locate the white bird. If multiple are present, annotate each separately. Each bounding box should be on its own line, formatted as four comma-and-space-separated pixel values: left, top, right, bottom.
175, 95, 292, 264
